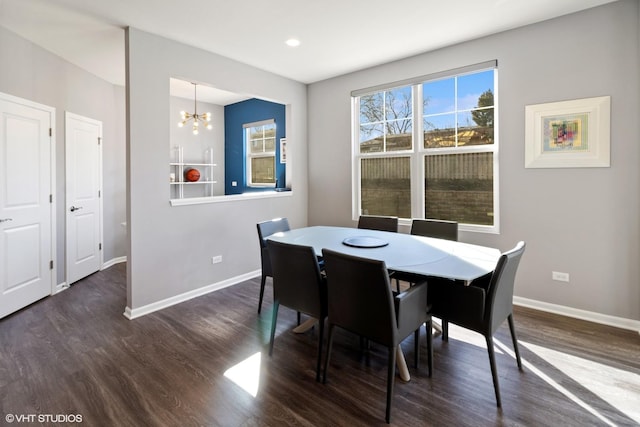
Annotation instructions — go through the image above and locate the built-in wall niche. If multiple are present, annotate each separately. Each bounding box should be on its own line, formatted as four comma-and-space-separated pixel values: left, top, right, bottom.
169, 77, 290, 204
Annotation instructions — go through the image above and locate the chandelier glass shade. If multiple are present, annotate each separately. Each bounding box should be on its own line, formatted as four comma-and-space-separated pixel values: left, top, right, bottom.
178, 83, 212, 135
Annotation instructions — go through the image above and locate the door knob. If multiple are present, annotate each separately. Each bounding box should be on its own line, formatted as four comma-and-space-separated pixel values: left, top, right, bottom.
70, 206, 83, 212
0, 218, 12, 223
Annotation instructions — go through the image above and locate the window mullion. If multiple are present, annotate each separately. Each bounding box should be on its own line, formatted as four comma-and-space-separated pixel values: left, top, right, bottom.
352, 97, 362, 220
412, 84, 424, 220
382, 91, 387, 152
454, 77, 459, 148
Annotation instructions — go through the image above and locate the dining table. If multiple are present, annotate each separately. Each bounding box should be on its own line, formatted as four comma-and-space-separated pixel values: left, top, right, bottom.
267, 225, 501, 381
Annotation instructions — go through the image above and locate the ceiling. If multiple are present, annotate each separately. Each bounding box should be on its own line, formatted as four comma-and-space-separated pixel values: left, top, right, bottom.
0, 0, 618, 93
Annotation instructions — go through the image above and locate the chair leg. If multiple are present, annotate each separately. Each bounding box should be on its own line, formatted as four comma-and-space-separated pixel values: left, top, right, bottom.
414, 328, 420, 369
508, 314, 523, 370
385, 346, 396, 424
316, 317, 325, 382
268, 301, 280, 356
297, 311, 301, 326
258, 274, 267, 314
322, 324, 335, 384
426, 318, 433, 377
395, 278, 401, 293
485, 335, 501, 407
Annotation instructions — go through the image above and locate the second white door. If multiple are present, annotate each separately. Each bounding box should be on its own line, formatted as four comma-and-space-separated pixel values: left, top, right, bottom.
66, 112, 102, 285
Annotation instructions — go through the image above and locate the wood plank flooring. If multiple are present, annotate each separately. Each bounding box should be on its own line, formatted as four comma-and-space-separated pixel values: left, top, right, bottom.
1, 263, 639, 426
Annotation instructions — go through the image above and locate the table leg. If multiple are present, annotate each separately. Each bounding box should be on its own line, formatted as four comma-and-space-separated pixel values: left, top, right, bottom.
292, 318, 317, 333
432, 320, 442, 334
396, 344, 410, 382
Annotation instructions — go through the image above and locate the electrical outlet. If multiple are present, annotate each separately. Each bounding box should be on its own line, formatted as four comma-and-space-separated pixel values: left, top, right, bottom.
552, 271, 569, 282
212, 255, 222, 264
231, 181, 237, 187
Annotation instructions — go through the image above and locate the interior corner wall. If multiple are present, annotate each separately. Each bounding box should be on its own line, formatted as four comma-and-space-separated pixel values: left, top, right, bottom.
125, 27, 307, 311
307, 0, 640, 321
224, 98, 286, 195
0, 25, 127, 284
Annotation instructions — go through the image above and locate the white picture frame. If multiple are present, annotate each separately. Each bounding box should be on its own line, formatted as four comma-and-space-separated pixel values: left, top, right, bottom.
524, 96, 610, 168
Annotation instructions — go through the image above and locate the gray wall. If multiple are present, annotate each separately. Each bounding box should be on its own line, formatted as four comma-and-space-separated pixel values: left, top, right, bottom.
308, 1, 640, 320
0, 25, 127, 284
126, 28, 308, 310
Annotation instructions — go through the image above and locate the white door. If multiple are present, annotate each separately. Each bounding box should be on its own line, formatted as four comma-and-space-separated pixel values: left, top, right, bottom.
65, 112, 102, 285
0, 93, 55, 319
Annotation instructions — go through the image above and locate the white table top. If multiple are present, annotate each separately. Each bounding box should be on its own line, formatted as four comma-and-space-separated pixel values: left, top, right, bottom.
267, 226, 501, 281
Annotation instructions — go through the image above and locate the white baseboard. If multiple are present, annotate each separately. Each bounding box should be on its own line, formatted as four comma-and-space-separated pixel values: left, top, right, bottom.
54, 282, 69, 294
55, 258, 125, 295
514, 296, 640, 334
123, 270, 261, 320
102, 256, 127, 270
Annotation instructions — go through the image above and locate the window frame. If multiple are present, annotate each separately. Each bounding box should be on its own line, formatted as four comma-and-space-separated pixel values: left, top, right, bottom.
352, 64, 499, 234
245, 120, 276, 188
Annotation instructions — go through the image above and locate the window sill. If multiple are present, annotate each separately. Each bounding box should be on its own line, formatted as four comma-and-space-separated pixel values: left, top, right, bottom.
396, 218, 498, 235
170, 189, 292, 207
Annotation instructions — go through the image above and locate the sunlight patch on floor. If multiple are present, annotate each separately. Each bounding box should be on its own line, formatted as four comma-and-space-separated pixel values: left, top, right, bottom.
518, 340, 640, 425
224, 351, 261, 397
493, 338, 624, 427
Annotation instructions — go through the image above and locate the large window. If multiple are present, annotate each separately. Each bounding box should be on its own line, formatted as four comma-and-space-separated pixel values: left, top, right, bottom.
246, 120, 276, 186
353, 63, 498, 232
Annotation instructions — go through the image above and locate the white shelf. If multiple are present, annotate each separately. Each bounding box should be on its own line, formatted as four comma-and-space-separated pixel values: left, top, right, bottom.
170, 146, 217, 200
169, 162, 218, 167
170, 181, 217, 185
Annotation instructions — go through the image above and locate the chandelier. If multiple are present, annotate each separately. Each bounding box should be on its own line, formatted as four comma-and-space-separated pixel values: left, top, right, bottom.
178, 83, 212, 135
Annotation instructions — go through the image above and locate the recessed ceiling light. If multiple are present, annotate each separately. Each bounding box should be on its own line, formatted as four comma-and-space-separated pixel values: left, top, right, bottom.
285, 38, 300, 47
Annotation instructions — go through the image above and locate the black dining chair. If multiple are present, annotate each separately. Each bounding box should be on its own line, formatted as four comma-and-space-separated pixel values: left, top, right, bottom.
256, 217, 290, 314
428, 241, 526, 407
357, 215, 398, 233
410, 218, 458, 241
321, 248, 432, 424
392, 219, 459, 291
267, 240, 327, 381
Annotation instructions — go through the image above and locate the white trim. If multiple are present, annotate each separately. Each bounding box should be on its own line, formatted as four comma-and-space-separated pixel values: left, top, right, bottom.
514, 296, 640, 334
170, 190, 291, 207
55, 282, 69, 294
243, 118, 275, 128
102, 256, 127, 270
351, 60, 498, 97
50, 108, 57, 298
123, 270, 261, 320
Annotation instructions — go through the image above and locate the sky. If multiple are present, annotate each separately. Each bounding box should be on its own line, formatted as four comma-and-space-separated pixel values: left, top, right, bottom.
359, 69, 494, 141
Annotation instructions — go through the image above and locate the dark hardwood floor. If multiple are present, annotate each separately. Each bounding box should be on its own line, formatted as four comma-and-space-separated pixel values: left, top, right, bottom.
1, 263, 639, 426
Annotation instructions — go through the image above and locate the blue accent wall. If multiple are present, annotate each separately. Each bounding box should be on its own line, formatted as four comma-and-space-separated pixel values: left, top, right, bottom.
224, 99, 286, 195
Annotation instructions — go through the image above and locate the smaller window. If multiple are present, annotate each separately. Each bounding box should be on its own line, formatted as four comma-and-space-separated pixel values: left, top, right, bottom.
245, 120, 276, 187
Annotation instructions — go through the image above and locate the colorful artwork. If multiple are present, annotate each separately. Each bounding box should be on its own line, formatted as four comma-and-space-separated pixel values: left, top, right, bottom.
542, 113, 589, 152
525, 96, 610, 168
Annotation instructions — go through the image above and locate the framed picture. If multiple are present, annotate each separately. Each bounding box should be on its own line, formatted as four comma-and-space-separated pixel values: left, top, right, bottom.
524, 96, 610, 168
280, 138, 287, 164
